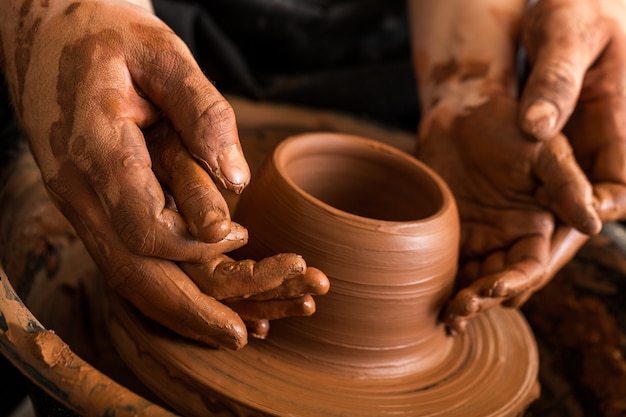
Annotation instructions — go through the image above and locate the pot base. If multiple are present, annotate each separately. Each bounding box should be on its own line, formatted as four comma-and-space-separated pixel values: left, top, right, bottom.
106, 292, 539, 417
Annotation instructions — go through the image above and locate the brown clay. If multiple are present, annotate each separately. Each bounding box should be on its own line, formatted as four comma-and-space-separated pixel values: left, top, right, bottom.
0, 266, 178, 417
234, 132, 460, 374
106, 133, 539, 417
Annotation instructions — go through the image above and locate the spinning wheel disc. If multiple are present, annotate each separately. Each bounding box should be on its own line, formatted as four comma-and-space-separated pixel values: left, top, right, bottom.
107, 294, 538, 417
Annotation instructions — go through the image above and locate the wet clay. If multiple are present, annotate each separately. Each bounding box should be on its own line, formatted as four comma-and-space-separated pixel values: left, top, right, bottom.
106, 133, 540, 417
0, 264, 177, 417
234, 132, 460, 374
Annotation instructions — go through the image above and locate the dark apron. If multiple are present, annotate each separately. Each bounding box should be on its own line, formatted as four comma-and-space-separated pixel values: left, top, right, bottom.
152, 0, 420, 130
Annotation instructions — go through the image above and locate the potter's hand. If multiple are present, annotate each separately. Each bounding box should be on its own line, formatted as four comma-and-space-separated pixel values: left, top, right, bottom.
180, 253, 329, 339
0, 1, 257, 348
519, 0, 626, 220
11, 0, 248, 246
148, 120, 329, 342
417, 94, 598, 333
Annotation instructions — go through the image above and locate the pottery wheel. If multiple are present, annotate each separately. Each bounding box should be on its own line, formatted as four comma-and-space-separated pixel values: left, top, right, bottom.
107, 293, 538, 417
105, 98, 539, 417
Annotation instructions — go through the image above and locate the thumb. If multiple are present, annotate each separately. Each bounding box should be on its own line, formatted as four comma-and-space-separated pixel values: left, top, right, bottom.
519, 4, 609, 140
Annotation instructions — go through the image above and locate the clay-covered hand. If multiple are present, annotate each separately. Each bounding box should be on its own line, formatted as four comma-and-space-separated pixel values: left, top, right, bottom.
1, 1, 259, 348
179, 253, 329, 339
146, 120, 330, 340
519, 0, 626, 221
417, 93, 599, 333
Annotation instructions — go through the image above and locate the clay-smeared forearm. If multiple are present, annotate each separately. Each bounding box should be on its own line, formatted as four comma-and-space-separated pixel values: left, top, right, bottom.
408, 0, 526, 115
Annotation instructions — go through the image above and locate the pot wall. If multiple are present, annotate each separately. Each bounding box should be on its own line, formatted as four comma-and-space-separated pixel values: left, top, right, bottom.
234, 133, 460, 374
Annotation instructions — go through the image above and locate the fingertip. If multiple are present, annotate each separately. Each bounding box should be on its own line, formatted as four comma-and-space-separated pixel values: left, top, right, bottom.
211, 319, 248, 350
520, 99, 559, 140
581, 207, 602, 236
454, 290, 482, 316
440, 291, 479, 335
485, 274, 509, 298
305, 267, 330, 295
299, 294, 316, 316
565, 202, 602, 236
247, 319, 270, 339
197, 300, 249, 350
444, 313, 468, 336
217, 143, 250, 193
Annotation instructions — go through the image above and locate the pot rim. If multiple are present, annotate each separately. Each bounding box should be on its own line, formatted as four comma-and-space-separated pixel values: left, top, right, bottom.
269, 132, 457, 231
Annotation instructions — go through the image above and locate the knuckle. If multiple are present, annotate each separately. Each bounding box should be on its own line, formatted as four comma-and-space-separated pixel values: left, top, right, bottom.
201, 98, 237, 142
118, 147, 152, 170
118, 218, 157, 255
179, 179, 214, 206
43, 175, 70, 197
536, 61, 579, 100
490, 279, 510, 298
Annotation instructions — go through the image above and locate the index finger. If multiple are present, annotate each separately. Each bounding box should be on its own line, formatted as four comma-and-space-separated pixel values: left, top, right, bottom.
147, 120, 233, 243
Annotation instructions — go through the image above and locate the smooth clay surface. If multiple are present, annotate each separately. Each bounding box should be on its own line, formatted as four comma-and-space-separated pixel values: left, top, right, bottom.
107, 133, 540, 417
234, 132, 460, 375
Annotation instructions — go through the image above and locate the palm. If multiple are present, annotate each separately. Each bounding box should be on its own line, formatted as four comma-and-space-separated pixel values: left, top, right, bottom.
418, 95, 595, 331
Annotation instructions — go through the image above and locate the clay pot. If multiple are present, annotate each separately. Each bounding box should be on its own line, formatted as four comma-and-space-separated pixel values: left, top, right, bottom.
234, 132, 460, 375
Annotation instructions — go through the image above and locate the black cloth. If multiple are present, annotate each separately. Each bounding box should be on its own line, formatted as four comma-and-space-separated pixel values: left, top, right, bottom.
152, 0, 420, 129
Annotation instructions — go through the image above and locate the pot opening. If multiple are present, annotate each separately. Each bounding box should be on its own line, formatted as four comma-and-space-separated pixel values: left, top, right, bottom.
283, 143, 443, 222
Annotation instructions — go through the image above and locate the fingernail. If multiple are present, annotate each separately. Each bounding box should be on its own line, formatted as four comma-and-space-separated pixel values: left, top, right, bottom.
218, 144, 250, 193
523, 100, 559, 140
225, 223, 248, 242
